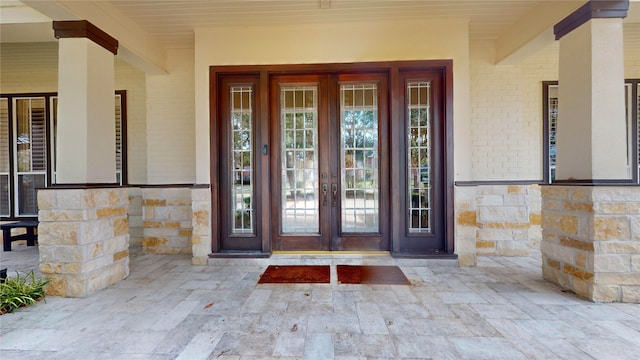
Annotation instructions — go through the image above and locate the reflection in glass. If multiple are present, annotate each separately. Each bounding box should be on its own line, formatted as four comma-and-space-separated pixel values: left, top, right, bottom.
341, 84, 379, 232
18, 174, 45, 215
230, 87, 253, 233
281, 86, 319, 233
407, 82, 431, 233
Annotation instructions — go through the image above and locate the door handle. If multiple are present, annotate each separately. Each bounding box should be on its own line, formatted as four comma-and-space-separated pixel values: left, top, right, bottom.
322, 183, 328, 205
332, 183, 338, 205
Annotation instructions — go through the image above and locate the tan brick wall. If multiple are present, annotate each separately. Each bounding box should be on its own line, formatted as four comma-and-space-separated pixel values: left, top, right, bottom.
37, 188, 130, 297
541, 185, 640, 303
455, 184, 541, 265
141, 187, 193, 254
469, 37, 639, 181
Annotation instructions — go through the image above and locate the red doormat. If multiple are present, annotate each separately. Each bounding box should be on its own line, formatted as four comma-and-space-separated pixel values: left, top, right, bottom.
337, 265, 411, 285
258, 265, 330, 284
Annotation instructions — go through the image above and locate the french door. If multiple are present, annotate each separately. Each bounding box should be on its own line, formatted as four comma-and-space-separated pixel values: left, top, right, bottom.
212, 61, 453, 256
270, 73, 389, 251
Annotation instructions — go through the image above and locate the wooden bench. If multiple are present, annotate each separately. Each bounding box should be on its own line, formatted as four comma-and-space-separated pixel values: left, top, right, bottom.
1, 221, 38, 251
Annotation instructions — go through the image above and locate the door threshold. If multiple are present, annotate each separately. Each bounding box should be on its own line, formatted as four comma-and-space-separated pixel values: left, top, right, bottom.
272, 251, 391, 256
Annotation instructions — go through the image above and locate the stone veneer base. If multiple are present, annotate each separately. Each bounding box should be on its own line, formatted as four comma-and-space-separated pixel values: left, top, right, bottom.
141, 188, 193, 255
541, 185, 640, 303
455, 184, 542, 266
37, 188, 130, 297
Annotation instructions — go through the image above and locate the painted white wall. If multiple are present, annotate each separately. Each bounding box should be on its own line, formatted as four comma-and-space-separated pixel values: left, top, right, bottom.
145, 48, 195, 184
194, 18, 472, 183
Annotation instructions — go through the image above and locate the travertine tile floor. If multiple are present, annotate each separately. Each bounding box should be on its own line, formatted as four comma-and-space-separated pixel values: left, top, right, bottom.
1, 242, 640, 359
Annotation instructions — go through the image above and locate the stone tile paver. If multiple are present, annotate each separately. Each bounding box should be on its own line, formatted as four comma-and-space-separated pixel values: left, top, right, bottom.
1, 243, 640, 359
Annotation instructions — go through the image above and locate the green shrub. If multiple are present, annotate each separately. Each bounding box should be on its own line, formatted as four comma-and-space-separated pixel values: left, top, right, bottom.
0, 271, 49, 315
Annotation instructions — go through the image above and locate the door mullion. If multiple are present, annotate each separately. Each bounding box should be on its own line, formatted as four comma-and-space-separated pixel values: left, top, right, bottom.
326, 74, 341, 250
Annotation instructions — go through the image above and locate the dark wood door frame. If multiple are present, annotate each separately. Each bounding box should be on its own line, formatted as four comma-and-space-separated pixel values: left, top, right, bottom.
209, 60, 454, 257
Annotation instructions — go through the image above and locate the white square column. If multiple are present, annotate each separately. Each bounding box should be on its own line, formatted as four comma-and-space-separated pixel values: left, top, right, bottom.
54, 21, 118, 184
556, 17, 627, 181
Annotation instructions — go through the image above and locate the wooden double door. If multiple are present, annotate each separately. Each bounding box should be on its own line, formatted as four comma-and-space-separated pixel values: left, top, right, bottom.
213, 62, 451, 255
269, 73, 389, 251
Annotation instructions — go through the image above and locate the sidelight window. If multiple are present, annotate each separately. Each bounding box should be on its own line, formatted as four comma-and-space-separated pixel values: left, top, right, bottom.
230, 86, 254, 233
407, 82, 432, 233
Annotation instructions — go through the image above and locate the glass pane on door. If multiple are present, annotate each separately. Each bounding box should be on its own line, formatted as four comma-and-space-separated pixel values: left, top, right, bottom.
230, 86, 254, 234
407, 82, 432, 233
340, 84, 379, 233
281, 86, 319, 233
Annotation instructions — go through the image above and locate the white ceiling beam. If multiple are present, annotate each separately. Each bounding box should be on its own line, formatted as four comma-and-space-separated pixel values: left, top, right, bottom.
22, 0, 167, 74
495, 1, 584, 65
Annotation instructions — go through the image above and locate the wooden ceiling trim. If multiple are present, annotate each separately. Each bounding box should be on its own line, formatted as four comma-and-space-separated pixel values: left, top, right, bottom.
53, 20, 119, 55
554, 0, 630, 40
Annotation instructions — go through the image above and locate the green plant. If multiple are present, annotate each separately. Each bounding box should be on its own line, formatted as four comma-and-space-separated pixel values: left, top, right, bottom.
0, 271, 49, 315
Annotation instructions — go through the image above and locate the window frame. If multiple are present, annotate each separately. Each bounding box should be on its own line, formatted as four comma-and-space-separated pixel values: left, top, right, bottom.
0, 91, 127, 220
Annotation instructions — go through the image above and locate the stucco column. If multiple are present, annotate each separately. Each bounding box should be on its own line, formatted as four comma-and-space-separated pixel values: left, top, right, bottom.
54, 21, 117, 184
37, 21, 129, 297
541, 1, 640, 303
556, 17, 627, 181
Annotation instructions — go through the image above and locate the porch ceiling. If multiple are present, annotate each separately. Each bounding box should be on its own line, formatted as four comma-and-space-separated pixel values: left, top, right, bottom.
0, 0, 582, 47
106, 0, 548, 48
1, 1, 639, 71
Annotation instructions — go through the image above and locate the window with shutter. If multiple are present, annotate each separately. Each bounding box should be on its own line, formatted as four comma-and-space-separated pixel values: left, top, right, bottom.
14, 98, 47, 216
1, 91, 127, 218
115, 93, 122, 184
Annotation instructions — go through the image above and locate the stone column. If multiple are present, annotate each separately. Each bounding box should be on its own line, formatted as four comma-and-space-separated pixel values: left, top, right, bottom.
541, 1, 639, 302
191, 186, 212, 265
37, 21, 128, 297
